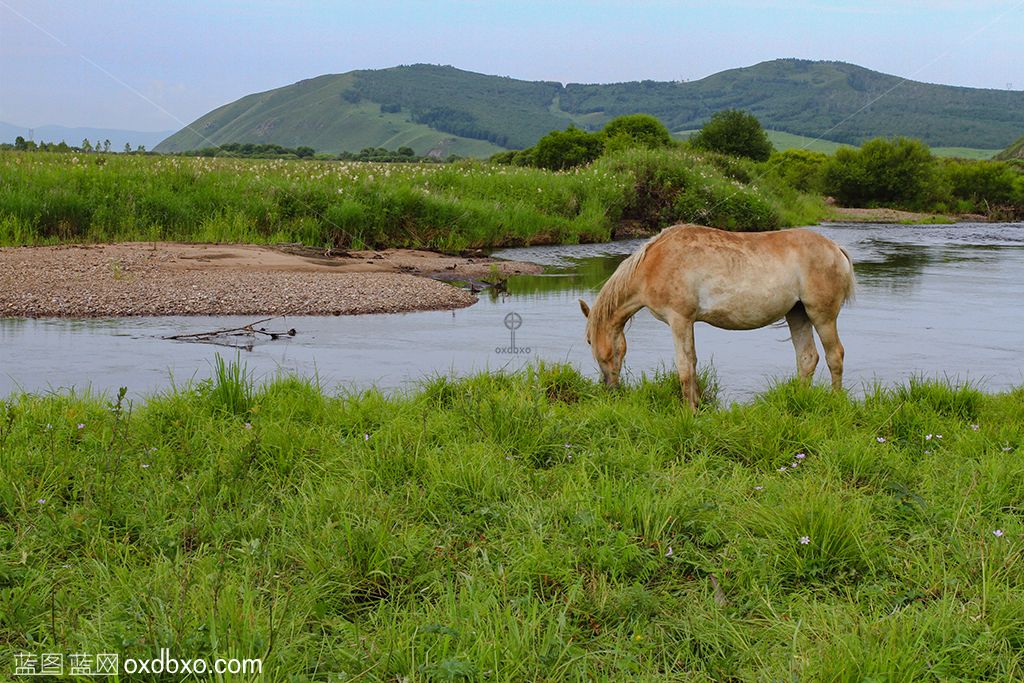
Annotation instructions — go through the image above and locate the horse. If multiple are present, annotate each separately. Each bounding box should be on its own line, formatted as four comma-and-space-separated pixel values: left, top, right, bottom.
578, 224, 856, 409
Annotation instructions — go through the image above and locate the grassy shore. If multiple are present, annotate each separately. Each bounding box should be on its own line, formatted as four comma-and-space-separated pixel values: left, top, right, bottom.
0, 149, 826, 251
2, 363, 1023, 680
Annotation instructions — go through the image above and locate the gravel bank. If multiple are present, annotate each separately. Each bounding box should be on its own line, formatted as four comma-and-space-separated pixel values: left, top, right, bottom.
825, 207, 969, 223
0, 243, 490, 317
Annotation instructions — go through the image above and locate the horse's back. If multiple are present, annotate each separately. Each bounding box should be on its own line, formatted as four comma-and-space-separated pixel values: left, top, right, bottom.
639, 225, 854, 326
648, 224, 847, 273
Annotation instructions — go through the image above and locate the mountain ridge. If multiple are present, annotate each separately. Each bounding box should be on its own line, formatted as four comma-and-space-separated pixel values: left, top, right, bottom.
995, 135, 1024, 160
155, 59, 1024, 155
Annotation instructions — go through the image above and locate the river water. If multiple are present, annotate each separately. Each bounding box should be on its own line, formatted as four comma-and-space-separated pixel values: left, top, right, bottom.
2, 223, 1022, 402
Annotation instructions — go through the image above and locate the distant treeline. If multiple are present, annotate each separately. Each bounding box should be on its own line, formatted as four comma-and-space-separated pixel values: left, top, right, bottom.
336, 147, 460, 163
182, 142, 317, 159
1, 136, 150, 154
181, 142, 459, 163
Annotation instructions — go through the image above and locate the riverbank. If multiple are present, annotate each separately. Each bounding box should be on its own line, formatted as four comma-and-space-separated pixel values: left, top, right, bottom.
0, 242, 541, 317
3, 365, 1023, 680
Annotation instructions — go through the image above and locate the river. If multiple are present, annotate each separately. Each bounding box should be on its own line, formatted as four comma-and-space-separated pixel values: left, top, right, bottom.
2, 222, 1022, 402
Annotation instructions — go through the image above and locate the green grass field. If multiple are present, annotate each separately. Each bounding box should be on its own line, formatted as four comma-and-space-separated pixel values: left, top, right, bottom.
765, 130, 851, 155
931, 147, 1000, 161
674, 129, 851, 155
2, 362, 1023, 680
0, 149, 826, 250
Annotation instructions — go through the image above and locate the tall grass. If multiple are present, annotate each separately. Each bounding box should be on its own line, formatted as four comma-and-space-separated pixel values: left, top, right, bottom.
2, 364, 1023, 680
0, 149, 825, 250
205, 353, 255, 417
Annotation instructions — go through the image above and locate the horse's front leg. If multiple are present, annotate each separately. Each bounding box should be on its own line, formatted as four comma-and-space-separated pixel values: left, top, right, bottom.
670, 317, 699, 410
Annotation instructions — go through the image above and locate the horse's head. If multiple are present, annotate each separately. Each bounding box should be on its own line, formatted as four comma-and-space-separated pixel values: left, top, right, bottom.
579, 299, 625, 388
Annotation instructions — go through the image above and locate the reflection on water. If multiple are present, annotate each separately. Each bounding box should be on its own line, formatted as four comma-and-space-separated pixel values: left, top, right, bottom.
486, 253, 630, 300
2, 223, 1023, 401
851, 237, 1004, 292
854, 239, 935, 284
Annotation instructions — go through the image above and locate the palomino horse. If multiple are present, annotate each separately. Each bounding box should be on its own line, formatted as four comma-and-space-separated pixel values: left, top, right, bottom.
579, 224, 855, 409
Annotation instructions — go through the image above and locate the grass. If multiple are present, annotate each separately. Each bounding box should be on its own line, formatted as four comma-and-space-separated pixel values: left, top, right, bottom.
764, 130, 852, 155
2, 361, 1024, 680
0, 148, 826, 251
932, 147, 1000, 161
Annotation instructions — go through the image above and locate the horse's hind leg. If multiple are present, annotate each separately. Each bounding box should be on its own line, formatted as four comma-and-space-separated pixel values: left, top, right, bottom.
670, 318, 700, 410
808, 314, 845, 390
786, 303, 819, 383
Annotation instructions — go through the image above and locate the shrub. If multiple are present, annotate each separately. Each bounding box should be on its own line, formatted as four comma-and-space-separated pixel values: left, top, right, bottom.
601, 114, 673, 150
488, 150, 518, 165
823, 137, 942, 207
941, 159, 1018, 210
768, 149, 830, 194
531, 126, 604, 171
597, 147, 783, 231
690, 109, 774, 161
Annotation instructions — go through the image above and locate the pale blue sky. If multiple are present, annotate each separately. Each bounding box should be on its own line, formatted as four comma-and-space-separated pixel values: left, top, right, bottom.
0, 0, 1021, 131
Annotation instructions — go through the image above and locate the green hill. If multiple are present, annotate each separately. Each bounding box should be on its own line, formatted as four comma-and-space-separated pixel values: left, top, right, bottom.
156, 60, 1024, 155
154, 71, 506, 157
995, 135, 1024, 160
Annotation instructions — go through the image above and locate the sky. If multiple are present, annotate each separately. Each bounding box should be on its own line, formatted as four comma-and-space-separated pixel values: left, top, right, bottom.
0, 0, 1021, 132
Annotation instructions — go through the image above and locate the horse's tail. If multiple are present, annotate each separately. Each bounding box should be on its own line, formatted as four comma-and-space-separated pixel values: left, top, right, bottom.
838, 246, 856, 305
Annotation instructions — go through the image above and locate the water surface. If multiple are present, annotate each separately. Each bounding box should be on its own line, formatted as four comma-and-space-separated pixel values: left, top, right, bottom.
2, 223, 1022, 402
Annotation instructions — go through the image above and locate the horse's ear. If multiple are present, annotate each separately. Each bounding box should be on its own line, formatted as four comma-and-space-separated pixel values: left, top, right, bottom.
578, 299, 590, 318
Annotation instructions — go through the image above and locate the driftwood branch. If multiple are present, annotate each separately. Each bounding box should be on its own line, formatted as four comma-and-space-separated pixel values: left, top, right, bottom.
163, 317, 297, 349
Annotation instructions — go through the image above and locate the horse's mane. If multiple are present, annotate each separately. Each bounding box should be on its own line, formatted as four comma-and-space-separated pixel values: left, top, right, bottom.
589, 229, 668, 328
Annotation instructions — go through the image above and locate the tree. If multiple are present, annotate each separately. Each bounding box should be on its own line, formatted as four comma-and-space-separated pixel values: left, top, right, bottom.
295, 146, 315, 158
531, 126, 604, 170
124, 143, 132, 154
690, 109, 774, 161
14, 135, 27, 150
601, 114, 673, 150
103, 139, 111, 152
81, 138, 93, 153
